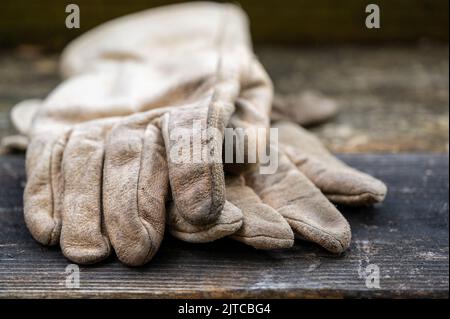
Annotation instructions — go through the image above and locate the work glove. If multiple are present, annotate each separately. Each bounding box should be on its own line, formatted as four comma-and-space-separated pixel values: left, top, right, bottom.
5, 2, 274, 265
169, 121, 387, 253
272, 91, 339, 126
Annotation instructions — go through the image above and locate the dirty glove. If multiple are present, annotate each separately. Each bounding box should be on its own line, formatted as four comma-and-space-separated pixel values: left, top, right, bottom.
17, 59, 254, 266
169, 121, 387, 253
8, 3, 274, 265
272, 91, 339, 126
26, 109, 171, 265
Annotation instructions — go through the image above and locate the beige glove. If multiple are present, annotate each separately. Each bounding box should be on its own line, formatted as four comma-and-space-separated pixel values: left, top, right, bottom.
20, 60, 272, 265
169, 121, 387, 253
26, 109, 171, 265
272, 91, 339, 126
10, 3, 274, 265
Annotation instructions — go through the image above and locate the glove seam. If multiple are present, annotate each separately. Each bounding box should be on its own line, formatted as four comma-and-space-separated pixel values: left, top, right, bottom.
135, 131, 156, 263
170, 220, 242, 235
231, 234, 293, 241
47, 139, 57, 245
284, 216, 347, 252
324, 191, 385, 197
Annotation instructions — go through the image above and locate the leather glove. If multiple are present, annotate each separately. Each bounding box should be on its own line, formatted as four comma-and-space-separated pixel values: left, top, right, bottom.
169, 121, 387, 253
7, 3, 274, 265
18, 58, 271, 266
26, 109, 170, 265
272, 91, 339, 126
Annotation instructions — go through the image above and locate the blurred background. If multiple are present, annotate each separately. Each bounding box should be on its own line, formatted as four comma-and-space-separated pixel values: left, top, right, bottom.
0, 0, 448, 153
0, 0, 448, 47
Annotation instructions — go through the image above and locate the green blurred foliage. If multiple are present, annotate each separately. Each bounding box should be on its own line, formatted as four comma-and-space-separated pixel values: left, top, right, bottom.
0, 0, 448, 48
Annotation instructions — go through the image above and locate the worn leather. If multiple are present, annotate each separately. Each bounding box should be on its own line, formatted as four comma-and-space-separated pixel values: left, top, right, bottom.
170, 150, 352, 254
169, 175, 295, 249
169, 122, 387, 254
7, 2, 387, 262
17, 2, 273, 265
272, 91, 338, 126
275, 121, 387, 205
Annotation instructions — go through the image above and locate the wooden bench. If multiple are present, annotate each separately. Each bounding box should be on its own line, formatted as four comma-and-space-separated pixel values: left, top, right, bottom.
0, 153, 447, 298
0, 45, 448, 298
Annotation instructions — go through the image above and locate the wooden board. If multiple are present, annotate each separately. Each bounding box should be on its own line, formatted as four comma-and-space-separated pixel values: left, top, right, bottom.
0, 153, 448, 298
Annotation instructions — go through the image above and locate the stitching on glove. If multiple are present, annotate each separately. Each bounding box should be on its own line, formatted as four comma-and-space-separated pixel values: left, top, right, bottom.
47, 140, 57, 245
98, 149, 111, 256
324, 191, 385, 198
136, 133, 157, 262
231, 234, 294, 241
48, 132, 70, 245
203, 7, 232, 219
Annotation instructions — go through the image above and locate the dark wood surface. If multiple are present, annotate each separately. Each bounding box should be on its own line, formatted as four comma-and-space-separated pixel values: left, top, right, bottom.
0, 153, 448, 298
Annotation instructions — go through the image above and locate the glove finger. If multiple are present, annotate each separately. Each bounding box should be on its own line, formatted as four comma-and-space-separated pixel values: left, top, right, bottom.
168, 200, 243, 243
275, 121, 387, 205
167, 175, 293, 249
1, 135, 29, 151
11, 99, 42, 136
24, 132, 67, 246
103, 117, 168, 266
226, 176, 294, 249
271, 91, 338, 127
162, 46, 249, 226
226, 58, 273, 175
60, 122, 112, 264
162, 101, 232, 226
230, 59, 272, 130
246, 153, 351, 254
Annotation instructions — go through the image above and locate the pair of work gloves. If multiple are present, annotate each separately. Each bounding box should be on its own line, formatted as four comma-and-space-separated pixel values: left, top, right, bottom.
4, 2, 387, 266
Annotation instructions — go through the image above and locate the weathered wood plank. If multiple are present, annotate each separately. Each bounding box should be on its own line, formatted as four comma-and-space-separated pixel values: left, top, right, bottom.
258, 45, 449, 153
0, 154, 448, 298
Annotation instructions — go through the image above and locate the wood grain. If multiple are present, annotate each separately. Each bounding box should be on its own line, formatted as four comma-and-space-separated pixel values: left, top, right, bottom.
0, 154, 448, 298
